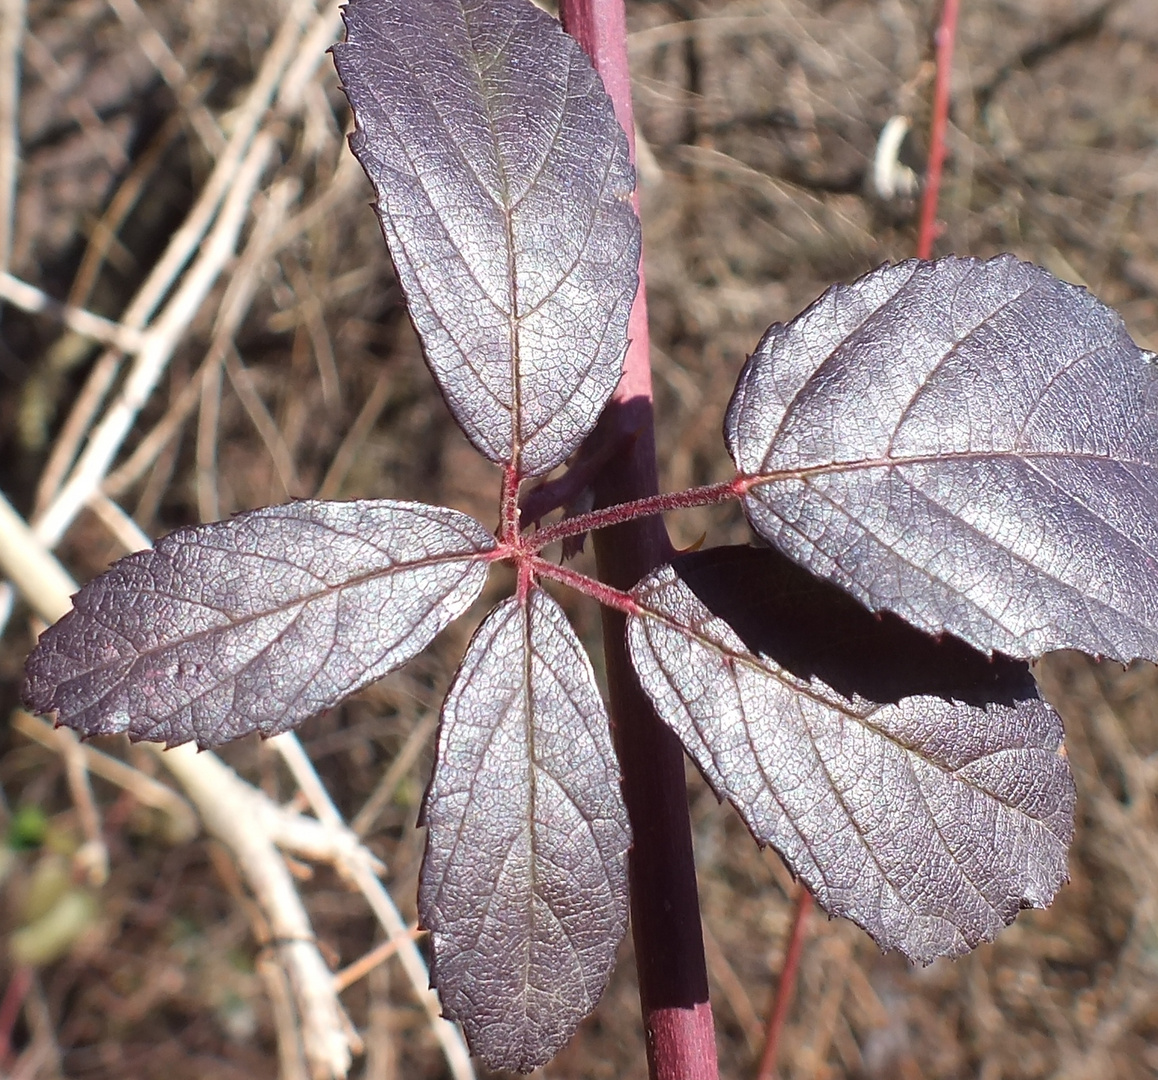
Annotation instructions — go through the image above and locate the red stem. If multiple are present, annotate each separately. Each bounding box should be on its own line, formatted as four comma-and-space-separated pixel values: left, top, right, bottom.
558, 3, 719, 1078
528, 556, 640, 616
754, 889, 813, 1080
530, 478, 741, 552
500, 463, 521, 543
916, 0, 960, 259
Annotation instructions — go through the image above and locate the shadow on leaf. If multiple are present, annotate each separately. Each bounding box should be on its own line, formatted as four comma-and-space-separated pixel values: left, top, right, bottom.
670, 543, 1038, 708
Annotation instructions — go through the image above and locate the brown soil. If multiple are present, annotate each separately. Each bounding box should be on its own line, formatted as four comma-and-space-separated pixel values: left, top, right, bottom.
1, 0, 1156, 1078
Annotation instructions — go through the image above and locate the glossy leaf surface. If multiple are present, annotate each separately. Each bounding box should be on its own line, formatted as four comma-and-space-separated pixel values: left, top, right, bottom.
334, 0, 640, 478
627, 547, 1075, 962
727, 255, 1158, 661
420, 589, 630, 1071
24, 501, 494, 749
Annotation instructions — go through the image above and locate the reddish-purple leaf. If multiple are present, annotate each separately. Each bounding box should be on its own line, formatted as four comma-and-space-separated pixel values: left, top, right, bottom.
333, 0, 640, 479
23, 501, 494, 749
727, 255, 1158, 662
627, 551, 1075, 963
419, 589, 630, 1072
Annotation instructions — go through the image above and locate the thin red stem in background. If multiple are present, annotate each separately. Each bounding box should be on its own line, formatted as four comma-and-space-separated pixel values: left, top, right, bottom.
756, 3, 962, 1071
916, 0, 961, 259
754, 889, 813, 1080
558, 2, 719, 1079
0, 965, 32, 1064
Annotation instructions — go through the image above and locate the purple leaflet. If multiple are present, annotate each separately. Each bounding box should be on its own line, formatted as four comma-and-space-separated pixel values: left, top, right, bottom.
419, 589, 630, 1072
23, 501, 494, 749
333, 0, 640, 479
726, 254, 1158, 662
627, 551, 1075, 963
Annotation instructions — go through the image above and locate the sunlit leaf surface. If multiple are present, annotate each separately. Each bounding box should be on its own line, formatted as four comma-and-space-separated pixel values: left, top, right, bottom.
334, 0, 640, 478
727, 255, 1158, 661
420, 589, 630, 1071
24, 501, 494, 748
628, 549, 1075, 962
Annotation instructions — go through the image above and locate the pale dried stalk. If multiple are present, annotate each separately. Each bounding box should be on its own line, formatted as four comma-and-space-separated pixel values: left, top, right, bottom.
11, 710, 198, 844
2, 3, 476, 1074
103, 357, 219, 496
273, 734, 477, 1080
0, 272, 144, 352
349, 708, 438, 836
66, 112, 187, 311
87, 492, 152, 555
33, 131, 275, 547
1, 493, 474, 1079
22, 32, 127, 169
33, 0, 316, 513
103, 0, 226, 157
0, 491, 75, 612
190, 175, 300, 517
196, 360, 223, 523
0, 0, 24, 273
104, 176, 301, 499
260, 948, 312, 1080
278, 5, 346, 113
107, 1, 314, 336
32, 350, 120, 517
162, 743, 356, 1077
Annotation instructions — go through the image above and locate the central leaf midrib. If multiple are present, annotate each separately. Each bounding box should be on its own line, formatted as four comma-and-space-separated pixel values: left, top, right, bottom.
749, 447, 1158, 484
461, 0, 523, 468
82, 547, 489, 675
521, 593, 540, 1012
634, 585, 1058, 815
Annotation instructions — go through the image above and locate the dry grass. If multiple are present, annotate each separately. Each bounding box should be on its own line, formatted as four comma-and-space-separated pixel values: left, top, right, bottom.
0, 0, 1156, 1077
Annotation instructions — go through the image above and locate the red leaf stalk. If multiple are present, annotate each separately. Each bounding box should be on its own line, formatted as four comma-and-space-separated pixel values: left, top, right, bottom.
557, 1, 719, 1078
916, 0, 960, 259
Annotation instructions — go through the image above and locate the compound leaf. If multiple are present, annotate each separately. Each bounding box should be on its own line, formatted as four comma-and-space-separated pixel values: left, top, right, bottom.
334, 0, 640, 479
627, 548, 1075, 963
420, 589, 630, 1071
727, 254, 1158, 661
24, 501, 494, 749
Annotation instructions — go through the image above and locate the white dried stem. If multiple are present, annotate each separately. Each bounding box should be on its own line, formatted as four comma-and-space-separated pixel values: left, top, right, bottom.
103, 0, 226, 157
32, 350, 121, 517
225, 345, 301, 497
11, 711, 198, 844
0, 0, 25, 273
0, 490, 76, 618
350, 708, 438, 836
32, 0, 314, 516
162, 744, 355, 1077
0, 272, 143, 353
273, 734, 477, 1080
34, 131, 275, 547
279, 5, 347, 113
87, 493, 152, 555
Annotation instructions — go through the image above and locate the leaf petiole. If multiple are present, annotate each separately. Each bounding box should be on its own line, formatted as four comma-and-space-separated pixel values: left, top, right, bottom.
527, 477, 745, 552
526, 556, 641, 616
